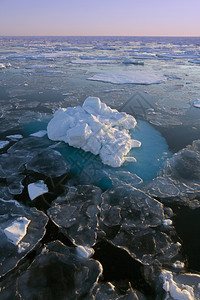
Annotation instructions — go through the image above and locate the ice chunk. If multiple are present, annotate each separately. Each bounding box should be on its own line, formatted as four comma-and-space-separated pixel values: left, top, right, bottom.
76, 245, 94, 258
47, 97, 140, 167
28, 180, 48, 200
6, 134, 23, 140
173, 261, 185, 269
163, 219, 173, 226
193, 99, 200, 108
4, 217, 31, 245
0, 63, 6, 69
88, 71, 166, 85
30, 130, 47, 137
0, 141, 9, 149
160, 270, 198, 300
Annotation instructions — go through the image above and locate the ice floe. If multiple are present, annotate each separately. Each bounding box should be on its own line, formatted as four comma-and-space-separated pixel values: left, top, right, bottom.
145, 140, 200, 201
71, 59, 114, 64
47, 96, 140, 167
48, 185, 102, 247
88, 71, 166, 85
99, 185, 180, 265
16, 241, 102, 300
26, 148, 71, 177
103, 88, 124, 93
28, 180, 48, 200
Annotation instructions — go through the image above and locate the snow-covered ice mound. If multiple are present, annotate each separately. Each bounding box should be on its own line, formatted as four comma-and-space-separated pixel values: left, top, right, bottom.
88, 71, 166, 85
47, 97, 141, 167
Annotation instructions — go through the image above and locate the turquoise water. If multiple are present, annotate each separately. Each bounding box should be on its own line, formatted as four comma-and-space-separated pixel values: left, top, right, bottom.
23, 119, 172, 185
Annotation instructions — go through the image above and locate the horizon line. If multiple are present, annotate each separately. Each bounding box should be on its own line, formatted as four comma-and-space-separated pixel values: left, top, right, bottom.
0, 35, 200, 38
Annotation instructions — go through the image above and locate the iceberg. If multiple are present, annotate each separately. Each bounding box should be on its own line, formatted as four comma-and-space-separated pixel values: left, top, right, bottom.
88, 71, 166, 85
47, 97, 140, 167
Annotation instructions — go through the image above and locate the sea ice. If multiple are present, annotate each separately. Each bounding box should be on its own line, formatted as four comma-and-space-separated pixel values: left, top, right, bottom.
71, 59, 113, 64
100, 185, 180, 265
47, 97, 140, 167
4, 217, 31, 245
17, 241, 102, 300
189, 59, 200, 65
26, 148, 71, 177
163, 219, 173, 226
48, 185, 102, 247
193, 99, 200, 108
0, 199, 48, 277
173, 261, 185, 269
0, 63, 11, 69
0, 141, 9, 149
160, 270, 200, 300
7, 174, 25, 195
30, 130, 47, 137
88, 71, 166, 85
145, 140, 200, 200
123, 58, 144, 65
6, 134, 23, 140
76, 245, 94, 258
28, 180, 48, 200
103, 89, 124, 93
0, 63, 6, 69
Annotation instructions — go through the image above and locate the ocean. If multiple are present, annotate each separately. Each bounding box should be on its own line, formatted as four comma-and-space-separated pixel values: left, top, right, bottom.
0, 36, 200, 299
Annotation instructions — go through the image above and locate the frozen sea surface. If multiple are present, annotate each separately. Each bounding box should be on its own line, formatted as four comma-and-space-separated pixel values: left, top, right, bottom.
0, 36, 200, 299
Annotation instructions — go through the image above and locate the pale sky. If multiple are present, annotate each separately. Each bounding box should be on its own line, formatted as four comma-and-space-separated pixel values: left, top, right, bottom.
0, 0, 200, 36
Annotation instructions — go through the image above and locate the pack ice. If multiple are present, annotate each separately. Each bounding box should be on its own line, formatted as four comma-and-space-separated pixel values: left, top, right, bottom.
47, 97, 141, 167
88, 71, 166, 85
